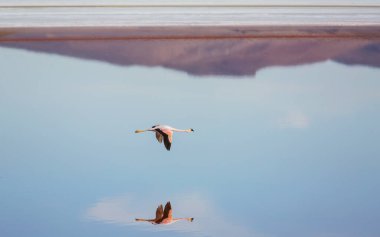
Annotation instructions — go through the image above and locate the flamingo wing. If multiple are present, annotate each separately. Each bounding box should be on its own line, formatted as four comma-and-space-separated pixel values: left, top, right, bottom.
155, 204, 164, 220
163, 202, 173, 219
155, 129, 172, 151
155, 132, 163, 143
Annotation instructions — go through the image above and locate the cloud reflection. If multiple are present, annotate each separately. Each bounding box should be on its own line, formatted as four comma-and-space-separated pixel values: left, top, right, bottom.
85, 193, 262, 237
278, 111, 310, 129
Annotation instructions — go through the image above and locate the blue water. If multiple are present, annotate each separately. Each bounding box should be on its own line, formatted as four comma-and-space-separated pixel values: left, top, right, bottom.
0, 36, 380, 237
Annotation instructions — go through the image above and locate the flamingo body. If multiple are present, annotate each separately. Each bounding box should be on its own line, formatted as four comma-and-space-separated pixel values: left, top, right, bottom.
135, 124, 194, 151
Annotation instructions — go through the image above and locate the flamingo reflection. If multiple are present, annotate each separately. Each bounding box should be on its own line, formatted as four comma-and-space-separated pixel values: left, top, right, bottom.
135, 201, 194, 225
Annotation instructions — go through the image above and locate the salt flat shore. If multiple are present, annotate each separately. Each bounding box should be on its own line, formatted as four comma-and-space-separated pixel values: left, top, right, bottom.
1, 25, 379, 42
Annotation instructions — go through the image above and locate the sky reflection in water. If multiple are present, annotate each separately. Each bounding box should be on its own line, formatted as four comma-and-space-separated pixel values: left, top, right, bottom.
0, 36, 380, 237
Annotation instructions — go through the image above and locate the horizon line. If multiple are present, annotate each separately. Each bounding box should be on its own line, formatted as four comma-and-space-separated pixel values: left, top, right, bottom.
1, 4, 380, 8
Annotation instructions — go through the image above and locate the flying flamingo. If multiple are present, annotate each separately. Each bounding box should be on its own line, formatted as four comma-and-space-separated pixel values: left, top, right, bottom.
135, 125, 194, 151
135, 201, 194, 225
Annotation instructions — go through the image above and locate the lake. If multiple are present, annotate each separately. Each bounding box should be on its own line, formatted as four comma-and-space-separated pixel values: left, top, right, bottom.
1, 21, 380, 237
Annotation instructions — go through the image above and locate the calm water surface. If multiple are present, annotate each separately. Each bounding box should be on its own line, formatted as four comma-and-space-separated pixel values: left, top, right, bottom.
0, 34, 380, 237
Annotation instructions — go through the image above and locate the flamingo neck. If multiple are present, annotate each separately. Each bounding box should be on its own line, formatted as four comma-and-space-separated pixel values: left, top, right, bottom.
173, 217, 193, 222
171, 128, 191, 132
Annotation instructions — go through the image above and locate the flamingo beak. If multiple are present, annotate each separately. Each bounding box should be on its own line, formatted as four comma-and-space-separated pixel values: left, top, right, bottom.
190, 128, 194, 132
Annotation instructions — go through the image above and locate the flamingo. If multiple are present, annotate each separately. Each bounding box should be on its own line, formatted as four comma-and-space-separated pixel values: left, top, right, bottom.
135, 201, 194, 225
135, 125, 194, 151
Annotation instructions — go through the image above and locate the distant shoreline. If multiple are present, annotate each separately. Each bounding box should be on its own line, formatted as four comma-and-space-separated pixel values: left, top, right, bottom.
1, 25, 380, 42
